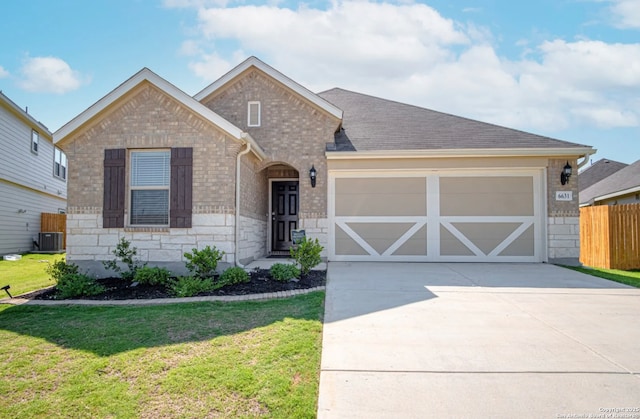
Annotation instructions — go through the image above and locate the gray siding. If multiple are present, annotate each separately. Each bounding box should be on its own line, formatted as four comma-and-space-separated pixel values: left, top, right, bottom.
0, 95, 67, 255
0, 181, 66, 255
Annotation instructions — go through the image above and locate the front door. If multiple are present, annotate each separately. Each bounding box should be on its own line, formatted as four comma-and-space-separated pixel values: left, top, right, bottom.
272, 181, 299, 251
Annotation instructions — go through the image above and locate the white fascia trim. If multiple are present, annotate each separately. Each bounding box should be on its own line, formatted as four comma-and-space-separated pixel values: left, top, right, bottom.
593, 185, 640, 203
326, 147, 596, 159
194, 56, 343, 121
53, 68, 265, 160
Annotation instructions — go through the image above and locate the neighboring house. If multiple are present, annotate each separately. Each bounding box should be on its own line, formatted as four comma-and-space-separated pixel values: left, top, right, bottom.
580, 159, 640, 206
53, 57, 594, 275
0, 92, 68, 255
578, 158, 627, 192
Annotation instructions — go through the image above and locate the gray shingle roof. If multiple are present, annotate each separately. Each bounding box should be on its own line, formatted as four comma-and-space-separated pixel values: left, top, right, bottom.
318, 88, 590, 152
578, 158, 628, 191
579, 159, 640, 205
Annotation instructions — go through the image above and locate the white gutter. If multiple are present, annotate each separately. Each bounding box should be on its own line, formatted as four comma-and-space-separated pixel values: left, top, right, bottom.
235, 142, 252, 268
577, 154, 591, 169
326, 147, 596, 159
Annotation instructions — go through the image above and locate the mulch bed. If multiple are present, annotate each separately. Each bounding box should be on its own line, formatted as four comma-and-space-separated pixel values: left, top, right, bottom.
28, 269, 326, 301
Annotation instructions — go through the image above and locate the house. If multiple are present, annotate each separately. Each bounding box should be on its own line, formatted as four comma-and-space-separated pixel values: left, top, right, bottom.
578, 158, 628, 192
0, 92, 68, 255
580, 159, 640, 206
53, 57, 594, 275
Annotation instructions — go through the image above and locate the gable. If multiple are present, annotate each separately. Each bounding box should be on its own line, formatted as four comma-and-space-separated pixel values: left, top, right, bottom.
194, 56, 342, 123
53, 68, 265, 159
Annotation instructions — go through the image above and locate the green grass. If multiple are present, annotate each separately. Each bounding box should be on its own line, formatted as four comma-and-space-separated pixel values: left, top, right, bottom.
0, 291, 325, 418
566, 266, 640, 288
0, 253, 65, 297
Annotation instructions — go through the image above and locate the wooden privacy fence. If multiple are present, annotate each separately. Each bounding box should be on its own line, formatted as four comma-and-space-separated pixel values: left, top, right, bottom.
580, 203, 640, 270
41, 213, 67, 250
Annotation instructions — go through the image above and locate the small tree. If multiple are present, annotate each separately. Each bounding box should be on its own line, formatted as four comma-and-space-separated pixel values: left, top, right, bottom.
290, 237, 323, 275
103, 237, 145, 281
184, 245, 224, 279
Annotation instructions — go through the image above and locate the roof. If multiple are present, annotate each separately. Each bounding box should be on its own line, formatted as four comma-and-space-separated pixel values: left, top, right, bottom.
578, 158, 628, 191
319, 88, 594, 156
53, 68, 265, 159
0, 91, 52, 137
194, 56, 343, 121
580, 159, 640, 205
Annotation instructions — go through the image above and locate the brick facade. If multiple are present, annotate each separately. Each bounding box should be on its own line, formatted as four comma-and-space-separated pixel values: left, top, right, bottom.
61, 83, 246, 272
546, 158, 580, 264
202, 68, 340, 219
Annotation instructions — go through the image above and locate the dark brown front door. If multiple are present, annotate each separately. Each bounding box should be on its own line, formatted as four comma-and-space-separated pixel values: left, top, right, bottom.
272, 181, 299, 251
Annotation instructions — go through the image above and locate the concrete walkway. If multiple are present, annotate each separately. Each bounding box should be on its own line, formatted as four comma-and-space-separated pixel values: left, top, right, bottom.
318, 262, 640, 418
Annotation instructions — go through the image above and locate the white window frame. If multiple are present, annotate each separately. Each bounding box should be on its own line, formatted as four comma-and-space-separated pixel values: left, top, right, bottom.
248, 101, 261, 127
31, 130, 39, 154
54, 147, 67, 180
129, 149, 171, 226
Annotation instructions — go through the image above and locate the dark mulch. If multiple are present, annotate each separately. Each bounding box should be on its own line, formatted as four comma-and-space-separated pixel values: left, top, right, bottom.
29, 269, 326, 301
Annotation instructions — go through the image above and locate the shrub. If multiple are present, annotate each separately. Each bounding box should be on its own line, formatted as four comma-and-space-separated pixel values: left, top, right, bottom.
217, 267, 250, 289
270, 263, 300, 282
103, 237, 145, 281
56, 274, 105, 299
46, 259, 79, 283
184, 245, 224, 279
290, 237, 323, 275
169, 276, 215, 298
134, 266, 171, 286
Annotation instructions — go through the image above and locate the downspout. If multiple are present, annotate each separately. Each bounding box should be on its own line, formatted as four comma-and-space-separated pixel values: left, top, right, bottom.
577, 154, 591, 170
235, 142, 252, 268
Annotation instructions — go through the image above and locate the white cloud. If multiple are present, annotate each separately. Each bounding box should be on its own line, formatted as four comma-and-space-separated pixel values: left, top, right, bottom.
0, 65, 9, 78
18, 57, 87, 94
179, 0, 640, 132
610, 0, 640, 29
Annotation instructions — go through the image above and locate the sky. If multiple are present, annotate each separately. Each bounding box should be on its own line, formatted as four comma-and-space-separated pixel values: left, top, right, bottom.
1, 0, 639, 165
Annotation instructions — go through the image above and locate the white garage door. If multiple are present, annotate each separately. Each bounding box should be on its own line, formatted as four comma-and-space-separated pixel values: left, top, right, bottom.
329, 170, 545, 262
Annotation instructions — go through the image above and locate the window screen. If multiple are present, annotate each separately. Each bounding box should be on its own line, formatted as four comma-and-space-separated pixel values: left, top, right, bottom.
130, 151, 170, 225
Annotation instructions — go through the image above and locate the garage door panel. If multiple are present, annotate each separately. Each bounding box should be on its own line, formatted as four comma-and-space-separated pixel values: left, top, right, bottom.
336, 177, 426, 216
331, 171, 542, 262
440, 177, 534, 216
335, 224, 369, 255
440, 225, 476, 256
346, 222, 415, 255
498, 224, 535, 256
392, 225, 427, 256
451, 222, 523, 255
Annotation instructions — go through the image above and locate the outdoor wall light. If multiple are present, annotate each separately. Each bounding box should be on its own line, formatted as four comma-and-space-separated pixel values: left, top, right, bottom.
309, 165, 317, 188
560, 161, 572, 185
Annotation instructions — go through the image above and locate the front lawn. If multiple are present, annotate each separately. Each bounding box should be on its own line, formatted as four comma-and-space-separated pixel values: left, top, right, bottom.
566, 266, 640, 288
0, 292, 324, 418
0, 253, 64, 297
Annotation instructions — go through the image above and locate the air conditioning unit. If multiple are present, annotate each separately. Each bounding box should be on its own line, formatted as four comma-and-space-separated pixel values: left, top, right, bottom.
39, 232, 63, 251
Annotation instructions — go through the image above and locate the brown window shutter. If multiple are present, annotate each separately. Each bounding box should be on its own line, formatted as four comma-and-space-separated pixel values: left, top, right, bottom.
170, 147, 193, 228
103, 149, 126, 228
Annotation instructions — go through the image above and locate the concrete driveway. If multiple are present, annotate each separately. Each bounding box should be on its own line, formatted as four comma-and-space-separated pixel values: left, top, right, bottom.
317, 263, 640, 418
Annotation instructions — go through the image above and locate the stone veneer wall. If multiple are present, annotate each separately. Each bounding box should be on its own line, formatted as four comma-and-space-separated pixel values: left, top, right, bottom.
299, 217, 329, 259
547, 158, 581, 264
238, 215, 267, 264
66, 212, 236, 277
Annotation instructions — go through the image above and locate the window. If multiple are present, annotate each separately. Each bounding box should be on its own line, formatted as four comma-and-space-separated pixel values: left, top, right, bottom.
54, 148, 67, 180
248, 101, 261, 127
31, 130, 39, 154
130, 150, 170, 225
